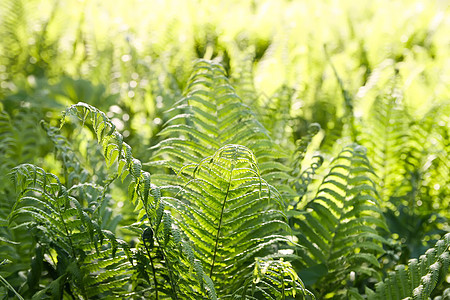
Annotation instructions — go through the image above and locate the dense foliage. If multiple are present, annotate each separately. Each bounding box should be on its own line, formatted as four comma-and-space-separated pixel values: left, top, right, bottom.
1, 0, 449, 299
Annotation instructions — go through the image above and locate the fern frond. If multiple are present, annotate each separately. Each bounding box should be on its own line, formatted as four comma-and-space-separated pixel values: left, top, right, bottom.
9, 163, 131, 298
41, 121, 89, 186
289, 123, 323, 206
0, 0, 30, 81
368, 233, 450, 300
292, 144, 386, 296
360, 90, 450, 259
258, 84, 297, 148
418, 102, 450, 211
172, 144, 296, 296
359, 89, 412, 205
148, 60, 319, 214
145, 61, 316, 297
149, 59, 285, 180
62, 102, 213, 298
228, 258, 315, 300
230, 46, 257, 107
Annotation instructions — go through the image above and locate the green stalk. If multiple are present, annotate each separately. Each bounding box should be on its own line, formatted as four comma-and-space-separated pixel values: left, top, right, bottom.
209, 169, 233, 278
0, 274, 24, 300
142, 193, 178, 300
143, 238, 159, 300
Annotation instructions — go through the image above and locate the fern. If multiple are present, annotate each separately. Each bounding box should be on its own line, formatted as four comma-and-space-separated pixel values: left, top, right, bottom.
359, 88, 450, 261
291, 144, 386, 297
0, 107, 53, 297
231, 258, 315, 300
148, 59, 318, 205
41, 121, 90, 186
9, 163, 131, 298
0, 0, 29, 84
62, 102, 214, 298
359, 87, 413, 206
0, 111, 16, 223
418, 102, 450, 212
60, 100, 317, 299
146, 60, 314, 298
230, 46, 258, 108
149, 60, 280, 174
368, 233, 450, 300
174, 144, 291, 293
324, 45, 357, 143
0, 2, 449, 299
289, 123, 323, 205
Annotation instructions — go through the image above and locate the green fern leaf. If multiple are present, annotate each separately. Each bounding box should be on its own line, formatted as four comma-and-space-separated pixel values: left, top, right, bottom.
292, 144, 386, 296
369, 233, 450, 300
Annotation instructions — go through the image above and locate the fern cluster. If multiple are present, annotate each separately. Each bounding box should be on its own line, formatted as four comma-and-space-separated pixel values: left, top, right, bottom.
291, 144, 386, 297
1, 0, 450, 298
2, 59, 448, 298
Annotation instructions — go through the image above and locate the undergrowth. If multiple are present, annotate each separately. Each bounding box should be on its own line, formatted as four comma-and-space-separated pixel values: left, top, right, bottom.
1, 0, 449, 299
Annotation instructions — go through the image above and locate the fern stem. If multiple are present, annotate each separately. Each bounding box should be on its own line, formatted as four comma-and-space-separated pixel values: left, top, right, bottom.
143, 238, 159, 300
209, 169, 233, 278
0, 274, 24, 300
55, 194, 76, 257
159, 248, 179, 300
54, 191, 88, 299
141, 196, 178, 299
